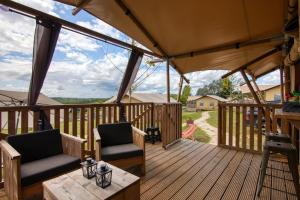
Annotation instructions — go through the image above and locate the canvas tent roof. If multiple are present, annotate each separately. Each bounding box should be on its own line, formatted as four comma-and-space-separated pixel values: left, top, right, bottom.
57, 0, 285, 78
105, 93, 177, 103
0, 90, 62, 106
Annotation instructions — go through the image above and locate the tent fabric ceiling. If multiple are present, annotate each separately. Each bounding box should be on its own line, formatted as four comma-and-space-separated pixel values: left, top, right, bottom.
57, 0, 286, 77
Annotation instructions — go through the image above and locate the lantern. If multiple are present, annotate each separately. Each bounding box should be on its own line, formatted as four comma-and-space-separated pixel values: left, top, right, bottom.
95, 163, 112, 188
81, 158, 97, 179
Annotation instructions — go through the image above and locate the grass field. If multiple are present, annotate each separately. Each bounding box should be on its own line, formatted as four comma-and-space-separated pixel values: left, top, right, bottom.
206, 111, 218, 128
182, 111, 202, 123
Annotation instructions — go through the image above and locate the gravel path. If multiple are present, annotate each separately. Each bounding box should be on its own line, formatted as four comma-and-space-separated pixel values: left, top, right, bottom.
194, 111, 218, 145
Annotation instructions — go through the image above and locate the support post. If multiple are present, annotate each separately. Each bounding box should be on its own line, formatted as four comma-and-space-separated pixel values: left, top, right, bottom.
240, 70, 262, 105
177, 76, 183, 102
166, 59, 170, 103
280, 66, 285, 103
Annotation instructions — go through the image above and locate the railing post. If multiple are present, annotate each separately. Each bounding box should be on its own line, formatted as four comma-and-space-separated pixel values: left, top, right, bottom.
88, 107, 94, 157
151, 103, 154, 127
218, 103, 223, 146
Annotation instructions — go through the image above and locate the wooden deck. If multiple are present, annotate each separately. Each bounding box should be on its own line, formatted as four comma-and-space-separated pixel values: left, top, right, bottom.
142, 139, 298, 200
0, 139, 298, 200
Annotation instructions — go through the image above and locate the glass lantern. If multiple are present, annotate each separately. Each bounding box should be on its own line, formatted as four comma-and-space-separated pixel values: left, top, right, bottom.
96, 163, 112, 188
81, 158, 97, 179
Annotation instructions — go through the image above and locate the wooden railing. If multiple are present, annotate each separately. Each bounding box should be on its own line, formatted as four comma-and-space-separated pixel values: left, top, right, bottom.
0, 102, 182, 184
156, 103, 182, 148
218, 103, 283, 153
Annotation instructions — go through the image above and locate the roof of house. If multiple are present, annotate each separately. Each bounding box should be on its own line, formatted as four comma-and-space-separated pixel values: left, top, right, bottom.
0, 90, 62, 106
188, 95, 228, 102
240, 83, 280, 94
105, 93, 177, 103
187, 96, 202, 101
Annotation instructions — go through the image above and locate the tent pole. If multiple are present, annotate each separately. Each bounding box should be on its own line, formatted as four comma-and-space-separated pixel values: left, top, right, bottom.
240, 70, 262, 105
166, 59, 170, 103
280, 66, 285, 103
177, 76, 183, 102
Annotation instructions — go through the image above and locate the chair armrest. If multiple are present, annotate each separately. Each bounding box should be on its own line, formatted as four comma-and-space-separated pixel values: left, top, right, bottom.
93, 128, 101, 161
93, 128, 101, 142
60, 133, 87, 161
0, 140, 21, 199
0, 140, 21, 160
132, 126, 145, 152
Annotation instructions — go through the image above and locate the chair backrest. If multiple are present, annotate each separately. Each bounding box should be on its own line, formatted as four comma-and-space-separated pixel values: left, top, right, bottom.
97, 123, 133, 147
7, 129, 63, 164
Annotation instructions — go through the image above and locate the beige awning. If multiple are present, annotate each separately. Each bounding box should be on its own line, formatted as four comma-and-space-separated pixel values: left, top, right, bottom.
57, 0, 286, 77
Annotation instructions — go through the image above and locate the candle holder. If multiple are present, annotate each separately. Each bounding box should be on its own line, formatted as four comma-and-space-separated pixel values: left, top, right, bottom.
95, 163, 112, 188
80, 158, 97, 179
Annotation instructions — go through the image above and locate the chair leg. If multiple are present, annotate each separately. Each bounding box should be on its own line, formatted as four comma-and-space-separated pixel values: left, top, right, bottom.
288, 152, 300, 198
257, 148, 270, 196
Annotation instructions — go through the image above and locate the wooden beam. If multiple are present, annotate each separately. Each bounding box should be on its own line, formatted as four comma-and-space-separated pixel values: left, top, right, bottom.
0, 0, 162, 59
114, 0, 189, 84
240, 70, 262, 105
170, 34, 283, 59
72, 0, 92, 16
250, 75, 266, 103
222, 47, 281, 79
166, 59, 170, 103
177, 76, 183, 102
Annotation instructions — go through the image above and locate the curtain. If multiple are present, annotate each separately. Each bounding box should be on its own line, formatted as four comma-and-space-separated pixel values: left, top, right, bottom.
116, 49, 143, 121
27, 17, 61, 130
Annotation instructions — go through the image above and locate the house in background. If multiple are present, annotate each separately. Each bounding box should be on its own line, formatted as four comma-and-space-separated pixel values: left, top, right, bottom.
240, 84, 281, 103
105, 93, 177, 104
0, 90, 62, 130
187, 95, 228, 111
0, 90, 62, 106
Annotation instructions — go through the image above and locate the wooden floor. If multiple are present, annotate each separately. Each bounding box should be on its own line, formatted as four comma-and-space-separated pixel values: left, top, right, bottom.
142, 139, 298, 200
0, 139, 297, 200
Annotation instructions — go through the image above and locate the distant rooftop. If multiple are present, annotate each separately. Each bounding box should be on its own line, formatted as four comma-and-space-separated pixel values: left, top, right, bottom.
240, 83, 280, 94
105, 93, 177, 104
188, 95, 228, 102
0, 90, 62, 106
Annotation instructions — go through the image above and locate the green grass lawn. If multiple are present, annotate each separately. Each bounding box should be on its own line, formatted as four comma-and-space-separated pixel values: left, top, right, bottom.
206, 111, 218, 128
182, 111, 202, 123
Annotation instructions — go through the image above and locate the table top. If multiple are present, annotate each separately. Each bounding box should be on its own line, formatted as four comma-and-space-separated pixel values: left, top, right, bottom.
43, 161, 140, 200
275, 109, 300, 121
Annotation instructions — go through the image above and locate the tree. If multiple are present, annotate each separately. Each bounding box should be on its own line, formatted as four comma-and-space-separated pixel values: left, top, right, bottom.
180, 85, 191, 105
196, 76, 242, 100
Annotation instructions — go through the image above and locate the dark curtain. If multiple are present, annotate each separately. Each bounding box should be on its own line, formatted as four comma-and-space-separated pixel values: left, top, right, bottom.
27, 17, 61, 130
116, 49, 143, 121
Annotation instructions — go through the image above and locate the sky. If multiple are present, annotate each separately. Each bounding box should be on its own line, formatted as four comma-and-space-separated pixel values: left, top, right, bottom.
0, 0, 281, 98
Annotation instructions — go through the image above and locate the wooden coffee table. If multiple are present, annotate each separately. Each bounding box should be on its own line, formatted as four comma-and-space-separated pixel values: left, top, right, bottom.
43, 161, 140, 200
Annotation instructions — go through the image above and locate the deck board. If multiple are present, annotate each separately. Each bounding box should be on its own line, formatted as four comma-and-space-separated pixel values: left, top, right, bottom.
0, 139, 298, 200
142, 139, 298, 200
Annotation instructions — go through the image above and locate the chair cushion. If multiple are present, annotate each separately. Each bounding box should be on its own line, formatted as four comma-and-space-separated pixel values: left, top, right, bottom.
21, 154, 80, 187
102, 144, 143, 161
7, 129, 63, 164
97, 123, 133, 147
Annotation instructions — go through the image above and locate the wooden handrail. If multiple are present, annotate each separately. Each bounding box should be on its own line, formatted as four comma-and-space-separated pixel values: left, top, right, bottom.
218, 102, 283, 153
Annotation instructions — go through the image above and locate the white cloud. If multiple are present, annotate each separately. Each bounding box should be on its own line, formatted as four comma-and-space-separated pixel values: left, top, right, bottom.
77, 19, 123, 40
57, 29, 101, 52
